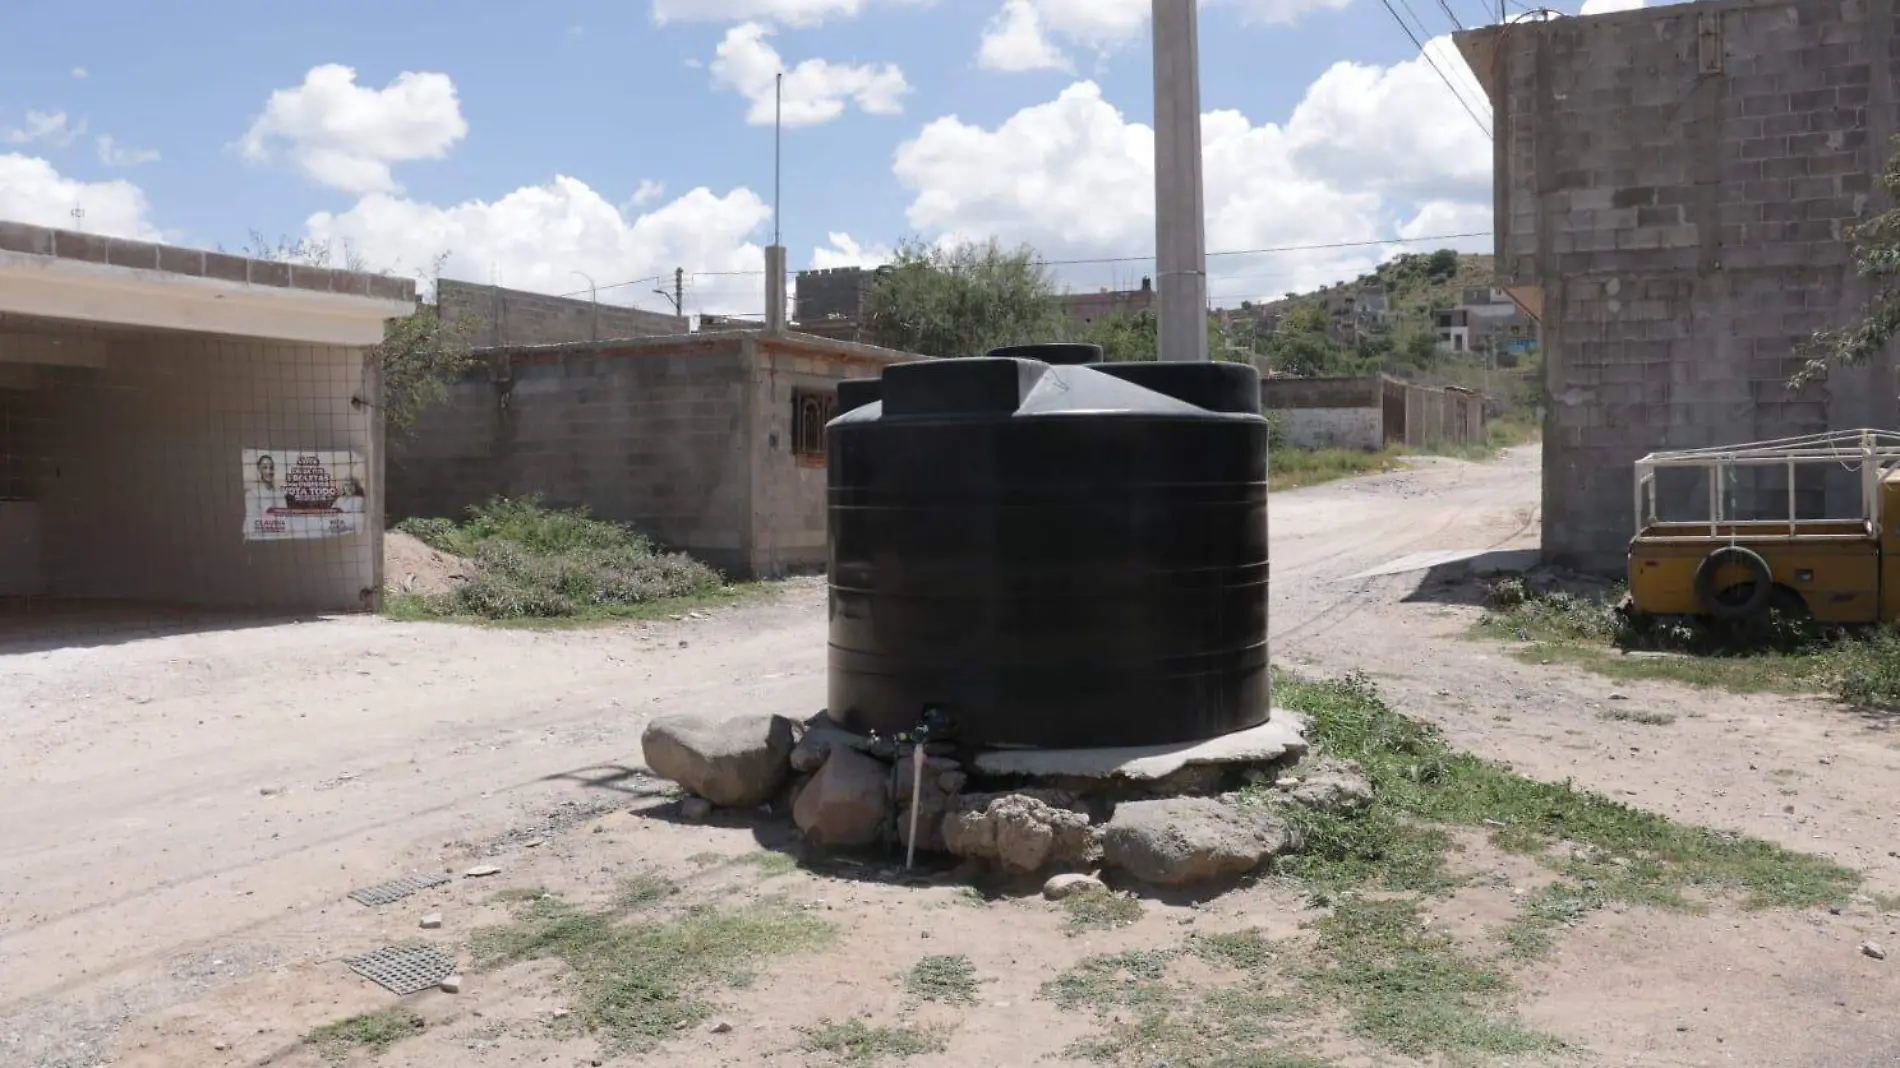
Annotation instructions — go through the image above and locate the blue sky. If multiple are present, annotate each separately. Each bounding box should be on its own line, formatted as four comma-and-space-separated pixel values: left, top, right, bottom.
0, 0, 1634, 318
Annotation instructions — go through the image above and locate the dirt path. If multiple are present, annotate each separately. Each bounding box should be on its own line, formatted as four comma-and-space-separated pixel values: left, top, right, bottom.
5, 445, 1900, 1067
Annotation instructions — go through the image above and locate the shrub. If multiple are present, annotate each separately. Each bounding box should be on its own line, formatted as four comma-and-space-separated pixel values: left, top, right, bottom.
397, 497, 724, 620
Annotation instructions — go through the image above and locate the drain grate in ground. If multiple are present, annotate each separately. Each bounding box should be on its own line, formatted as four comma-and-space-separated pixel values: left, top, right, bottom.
347, 872, 451, 908
343, 945, 457, 995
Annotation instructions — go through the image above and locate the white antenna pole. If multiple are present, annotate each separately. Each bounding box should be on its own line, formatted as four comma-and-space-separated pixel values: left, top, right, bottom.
774, 71, 783, 247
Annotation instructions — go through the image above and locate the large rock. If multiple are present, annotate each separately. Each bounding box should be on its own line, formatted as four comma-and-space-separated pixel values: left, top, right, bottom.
793, 746, 891, 847
1282, 759, 1374, 816
790, 716, 889, 773
941, 791, 1099, 874
1100, 797, 1294, 887
641, 712, 795, 808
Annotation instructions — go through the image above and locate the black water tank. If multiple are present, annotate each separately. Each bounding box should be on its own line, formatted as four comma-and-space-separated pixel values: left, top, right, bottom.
825, 351, 1269, 749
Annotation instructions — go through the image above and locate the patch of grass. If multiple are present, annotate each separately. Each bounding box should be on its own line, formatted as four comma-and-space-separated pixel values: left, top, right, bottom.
1499, 881, 1608, 960
1871, 892, 1900, 913
489, 886, 549, 904
388, 497, 733, 622
1060, 887, 1144, 932
470, 881, 833, 1050
620, 873, 678, 908
742, 851, 799, 878
1269, 446, 1401, 492
799, 1019, 947, 1063
1047, 948, 1324, 1067
905, 954, 979, 1002
1042, 950, 1181, 1014
304, 1010, 425, 1059
1305, 898, 1562, 1058
1267, 671, 1859, 909
1190, 928, 1280, 971
1598, 707, 1677, 726
1474, 578, 1900, 707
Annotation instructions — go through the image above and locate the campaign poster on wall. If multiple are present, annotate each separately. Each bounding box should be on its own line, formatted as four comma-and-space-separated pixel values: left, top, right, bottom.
241, 449, 368, 541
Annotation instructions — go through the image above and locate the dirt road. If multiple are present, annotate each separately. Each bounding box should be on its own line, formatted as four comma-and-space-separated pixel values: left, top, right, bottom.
5, 445, 1899, 1067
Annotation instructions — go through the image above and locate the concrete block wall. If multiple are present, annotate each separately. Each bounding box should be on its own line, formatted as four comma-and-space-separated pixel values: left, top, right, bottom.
438, 279, 687, 348
389, 341, 754, 576
24, 329, 377, 611
745, 339, 891, 577
1261, 375, 1382, 411
794, 268, 873, 323
1483, 0, 1898, 571
1279, 408, 1384, 449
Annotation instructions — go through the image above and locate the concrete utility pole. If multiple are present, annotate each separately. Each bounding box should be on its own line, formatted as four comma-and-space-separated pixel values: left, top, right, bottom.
1152, 0, 1209, 363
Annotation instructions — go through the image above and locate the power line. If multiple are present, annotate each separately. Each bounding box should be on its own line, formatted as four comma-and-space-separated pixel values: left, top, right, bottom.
570, 230, 1497, 295
1374, 0, 1493, 138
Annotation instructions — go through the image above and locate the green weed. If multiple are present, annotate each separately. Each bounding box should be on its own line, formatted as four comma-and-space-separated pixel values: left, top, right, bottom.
469, 880, 833, 1050
389, 497, 733, 622
1304, 898, 1561, 1058
1268, 670, 1858, 909
905, 954, 979, 1002
1060, 888, 1144, 932
800, 1019, 947, 1063
304, 1010, 424, 1059
1598, 707, 1677, 726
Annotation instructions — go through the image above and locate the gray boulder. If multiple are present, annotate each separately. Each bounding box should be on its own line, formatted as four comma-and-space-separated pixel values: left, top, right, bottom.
641, 712, 795, 808
941, 791, 1099, 874
790, 716, 886, 773
1043, 873, 1107, 900
1283, 759, 1374, 815
793, 746, 891, 847
1101, 797, 1294, 886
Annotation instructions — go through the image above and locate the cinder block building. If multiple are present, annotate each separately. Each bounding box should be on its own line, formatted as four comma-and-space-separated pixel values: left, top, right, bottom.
1457, 0, 1896, 571
0, 221, 413, 619
438, 279, 686, 345
388, 330, 922, 579
1262, 375, 1486, 450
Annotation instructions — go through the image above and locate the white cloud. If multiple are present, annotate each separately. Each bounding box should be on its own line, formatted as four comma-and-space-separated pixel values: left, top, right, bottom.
239, 64, 467, 195
651, 0, 926, 27
978, 0, 1352, 66
0, 154, 159, 239
710, 22, 907, 127
1578, 0, 1645, 12
1283, 35, 1491, 201
304, 177, 774, 316
4, 110, 84, 147
629, 179, 667, 208
96, 135, 160, 167
70, 67, 88, 80
891, 35, 1492, 304
978, 0, 1073, 73
811, 232, 892, 269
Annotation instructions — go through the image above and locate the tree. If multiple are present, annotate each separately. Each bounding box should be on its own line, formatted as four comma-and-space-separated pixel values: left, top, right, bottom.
1073, 311, 1234, 363
243, 231, 476, 434
863, 238, 1061, 358
1428, 248, 1461, 279
1795, 136, 1900, 386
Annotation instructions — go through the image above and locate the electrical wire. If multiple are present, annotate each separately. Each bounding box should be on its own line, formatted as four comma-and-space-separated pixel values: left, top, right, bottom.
1374, 0, 1494, 138
571, 230, 1497, 294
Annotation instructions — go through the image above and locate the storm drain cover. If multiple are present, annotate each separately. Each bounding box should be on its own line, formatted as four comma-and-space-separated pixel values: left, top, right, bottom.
343, 945, 456, 996
347, 872, 451, 908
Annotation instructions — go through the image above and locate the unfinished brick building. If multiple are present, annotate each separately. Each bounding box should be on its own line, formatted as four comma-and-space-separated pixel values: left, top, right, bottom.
1457, 0, 1895, 571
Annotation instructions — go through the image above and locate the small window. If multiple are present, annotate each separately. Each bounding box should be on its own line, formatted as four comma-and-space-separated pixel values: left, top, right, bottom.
791, 388, 837, 463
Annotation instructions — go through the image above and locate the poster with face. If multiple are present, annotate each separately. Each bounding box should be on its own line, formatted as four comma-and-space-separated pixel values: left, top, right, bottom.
241, 449, 368, 541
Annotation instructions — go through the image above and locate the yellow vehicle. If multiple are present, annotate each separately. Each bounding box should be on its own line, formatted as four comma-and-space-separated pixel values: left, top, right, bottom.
1628, 430, 1900, 627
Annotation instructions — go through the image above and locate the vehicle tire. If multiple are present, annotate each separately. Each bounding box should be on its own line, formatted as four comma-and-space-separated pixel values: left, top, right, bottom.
1693, 546, 1773, 620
